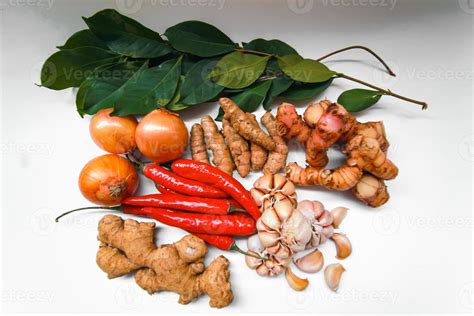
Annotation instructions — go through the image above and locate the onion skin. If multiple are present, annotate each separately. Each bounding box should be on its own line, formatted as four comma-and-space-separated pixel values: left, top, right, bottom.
79, 154, 139, 206
89, 108, 138, 154
135, 109, 188, 164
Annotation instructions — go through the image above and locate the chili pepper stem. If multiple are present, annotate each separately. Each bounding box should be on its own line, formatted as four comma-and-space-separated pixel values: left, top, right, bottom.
126, 153, 146, 172
230, 243, 267, 260
229, 205, 248, 213
55, 206, 121, 222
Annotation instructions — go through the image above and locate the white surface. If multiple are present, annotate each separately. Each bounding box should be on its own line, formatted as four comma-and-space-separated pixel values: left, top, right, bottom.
0, 0, 472, 314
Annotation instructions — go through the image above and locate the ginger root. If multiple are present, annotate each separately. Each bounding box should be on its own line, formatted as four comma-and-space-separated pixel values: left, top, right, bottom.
261, 112, 288, 175
222, 118, 251, 177
286, 162, 363, 191
190, 123, 209, 164
276, 102, 311, 143
246, 113, 268, 171
352, 173, 389, 207
220, 98, 276, 151
96, 215, 233, 308
201, 115, 234, 175
278, 99, 397, 206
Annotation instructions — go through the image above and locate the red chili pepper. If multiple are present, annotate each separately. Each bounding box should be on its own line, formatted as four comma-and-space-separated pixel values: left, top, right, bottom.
139, 207, 256, 236
171, 159, 261, 221
156, 185, 179, 195
189, 233, 235, 250
123, 193, 231, 215
143, 164, 229, 198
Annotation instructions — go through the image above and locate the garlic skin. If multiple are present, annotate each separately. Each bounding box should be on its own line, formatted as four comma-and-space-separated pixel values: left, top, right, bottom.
251, 173, 297, 208
285, 267, 309, 291
294, 249, 324, 273
296, 200, 335, 248
245, 234, 291, 277
330, 207, 348, 229
331, 233, 352, 259
257, 198, 312, 259
324, 263, 346, 292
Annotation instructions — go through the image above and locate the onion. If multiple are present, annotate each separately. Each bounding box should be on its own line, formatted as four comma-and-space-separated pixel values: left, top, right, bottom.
89, 108, 138, 154
78, 154, 139, 206
135, 109, 188, 163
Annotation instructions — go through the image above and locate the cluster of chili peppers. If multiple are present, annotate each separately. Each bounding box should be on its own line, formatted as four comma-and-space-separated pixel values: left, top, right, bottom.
56, 159, 261, 253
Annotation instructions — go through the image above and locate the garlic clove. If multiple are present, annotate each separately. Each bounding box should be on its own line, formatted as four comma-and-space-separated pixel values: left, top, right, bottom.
273, 174, 286, 190
294, 249, 324, 273
272, 244, 291, 259
260, 209, 282, 230
258, 230, 280, 248
254, 174, 273, 193
331, 207, 348, 228
273, 198, 294, 221
247, 234, 265, 253
256, 264, 270, 276
250, 188, 265, 207
317, 210, 333, 227
285, 267, 309, 291
245, 251, 262, 269
324, 263, 345, 292
331, 233, 352, 259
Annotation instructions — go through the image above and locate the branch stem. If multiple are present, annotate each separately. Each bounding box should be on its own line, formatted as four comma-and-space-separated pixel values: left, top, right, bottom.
234, 49, 272, 57
317, 45, 396, 77
337, 73, 428, 109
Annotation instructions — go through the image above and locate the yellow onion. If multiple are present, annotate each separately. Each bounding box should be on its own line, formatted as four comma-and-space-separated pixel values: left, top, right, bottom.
78, 154, 139, 206
135, 109, 188, 163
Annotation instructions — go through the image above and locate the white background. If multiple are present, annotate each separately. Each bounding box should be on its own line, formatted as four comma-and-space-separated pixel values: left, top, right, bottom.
0, 0, 472, 314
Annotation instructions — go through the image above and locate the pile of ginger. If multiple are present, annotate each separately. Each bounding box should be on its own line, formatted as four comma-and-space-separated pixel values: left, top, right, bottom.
96, 215, 233, 308
276, 100, 397, 207
190, 98, 397, 207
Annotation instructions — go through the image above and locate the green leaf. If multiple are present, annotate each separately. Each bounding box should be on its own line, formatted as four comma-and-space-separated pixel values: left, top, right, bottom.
76, 61, 144, 116
41, 47, 120, 90
281, 79, 333, 100
216, 80, 272, 120
164, 21, 235, 57
263, 77, 293, 110
57, 29, 108, 50
278, 55, 336, 83
112, 58, 182, 116
208, 52, 270, 89
337, 89, 383, 112
243, 39, 298, 56
180, 59, 224, 105
167, 76, 189, 111
83, 9, 172, 58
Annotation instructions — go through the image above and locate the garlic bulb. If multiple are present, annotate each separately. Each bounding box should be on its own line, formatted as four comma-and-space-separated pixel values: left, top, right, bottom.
257, 197, 312, 258
245, 234, 291, 277
296, 200, 335, 248
251, 173, 297, 209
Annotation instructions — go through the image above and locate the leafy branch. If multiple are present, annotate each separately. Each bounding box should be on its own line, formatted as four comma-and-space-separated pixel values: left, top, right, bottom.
40, 8, 428, 117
